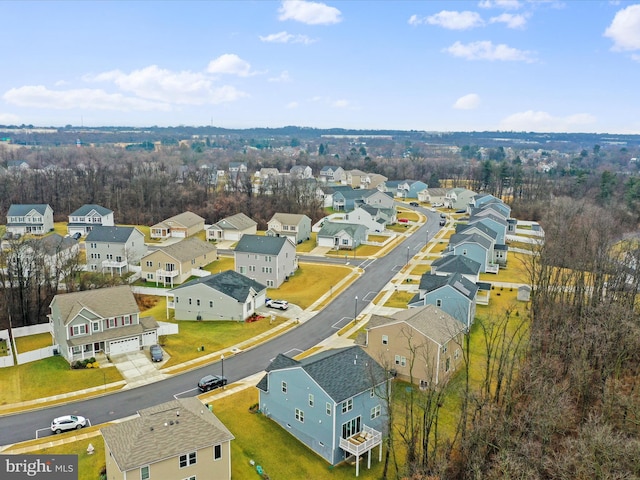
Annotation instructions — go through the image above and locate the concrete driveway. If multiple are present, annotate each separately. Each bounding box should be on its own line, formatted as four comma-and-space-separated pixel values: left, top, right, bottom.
109, 350, 169, 388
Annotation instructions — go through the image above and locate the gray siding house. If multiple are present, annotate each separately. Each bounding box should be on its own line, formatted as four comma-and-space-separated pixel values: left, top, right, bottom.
316, 221, 367, 250
168, 270, 267, 321
257, 346, 388, 474
266, 213, 312, 245
85, 226, 147, 275
6, 204, 54, 236
67, 204, 115, 236
234, 235, 297, 288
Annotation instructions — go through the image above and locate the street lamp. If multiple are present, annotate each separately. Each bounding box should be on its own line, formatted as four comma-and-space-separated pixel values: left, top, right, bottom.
406, 246, 410, 266
221, 354, 225, 389
425, 230, 429, 248
354, 296, 358, 322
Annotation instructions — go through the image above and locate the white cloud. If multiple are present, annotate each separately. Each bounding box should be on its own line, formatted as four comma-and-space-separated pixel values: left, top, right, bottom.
453, 93, 481, 110
478, 0, 522, 10
278, 0, 342, 25
259, 31, 315, 44
268, 71, 292, 82
286, 101, 299, 109
3, 85, 171, 111
332, 99, 349, 108
499, 110, 596, 132
0, 112, 20, 123
444, 40, 535, 62
207, 54, 254, 77
604, 4, 640, 51
425, 10, 484, 29
489, 13, 528, 28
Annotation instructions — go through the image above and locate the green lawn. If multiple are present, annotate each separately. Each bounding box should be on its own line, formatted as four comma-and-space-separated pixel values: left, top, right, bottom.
14, 333, 52, 352
295, 233, 317, 253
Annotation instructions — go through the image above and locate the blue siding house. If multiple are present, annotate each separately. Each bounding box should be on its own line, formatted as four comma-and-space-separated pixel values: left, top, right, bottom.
257, 346, 388, 475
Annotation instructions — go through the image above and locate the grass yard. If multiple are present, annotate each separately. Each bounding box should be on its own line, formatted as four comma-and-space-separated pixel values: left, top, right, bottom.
27, 433, 106, 480
479, 251, 531, 284
408, 263, 430, 276
52, 222, 68, 236
0, 357, 122, 405
14, 333, 52, 352
384, 291, 416, 308
295, 233, 317, 253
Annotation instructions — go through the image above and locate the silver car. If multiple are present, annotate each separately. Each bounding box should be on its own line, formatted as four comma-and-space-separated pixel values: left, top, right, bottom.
51, 415, 87, 434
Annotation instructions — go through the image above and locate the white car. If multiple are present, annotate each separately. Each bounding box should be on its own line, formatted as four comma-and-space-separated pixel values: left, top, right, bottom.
51, 415, 87, 434
266, 299, 289, 310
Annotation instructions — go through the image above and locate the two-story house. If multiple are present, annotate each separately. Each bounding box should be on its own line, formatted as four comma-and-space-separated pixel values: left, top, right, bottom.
363, 305, 466, 388
6, 204, 54, 236
141, 237, 217, 287
85, 226, 147, 275
102, 397, 234, 480
206, 212, 258, 242
290, 165, 313, 179
150, 211, 205, 240
319, 166, 345, 183
49, 285, 159, 363
67, 204, 114, 236
234, 235, 297, 288
257, 346, 388, 475
266, 213, 312, 245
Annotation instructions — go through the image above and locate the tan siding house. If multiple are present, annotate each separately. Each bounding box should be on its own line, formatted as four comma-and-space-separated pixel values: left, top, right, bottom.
150, 211, 205, 239
102, 397, 234, 480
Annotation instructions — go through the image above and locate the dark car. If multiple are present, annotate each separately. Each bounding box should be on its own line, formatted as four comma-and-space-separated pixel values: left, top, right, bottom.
72, 232, 82, 240
439, 219, 446, 226
440, 213, 447, 219
409, 201, 419, 207
198, 374, 227, 392
150, 344, 163, 362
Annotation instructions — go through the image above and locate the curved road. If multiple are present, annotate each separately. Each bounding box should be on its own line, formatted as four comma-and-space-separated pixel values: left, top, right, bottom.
0, 207, 442, 447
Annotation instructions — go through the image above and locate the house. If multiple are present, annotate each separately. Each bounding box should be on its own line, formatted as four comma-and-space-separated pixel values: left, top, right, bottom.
234, 235, 297, 288
430, 255, 482, 284
364, 305, 466, 387
6, 204, 54, 236
470, 194, 511, 218
206, 213, 257, 242
257, 167, 280, 179
317, 221, 368, 250
38, 233, 81, 276
4, 233, 80, 279
102, 397, 234, 480
290, 165, 313, 179
85, 226, 147, 275
382, 180, 428, 199
319, 165, 345, 183
67, 204, 114, 236
444, 232, 495, 273
341, 205, 395, 232
150, 211, 205, 240
266, 213, 312, 245
444, 188, 476, 210
168, 270, 267, 321
141, 237, 217, 287
344, 169, 373, 189
228, 161, 248, 173
7, 160, 29, 171
408, 272, 478, 330
331, 186, 367, 211
417, 188, 447, 205
48, 285, 159, 363
256, 345, 388, 474
360, 189, 395, 210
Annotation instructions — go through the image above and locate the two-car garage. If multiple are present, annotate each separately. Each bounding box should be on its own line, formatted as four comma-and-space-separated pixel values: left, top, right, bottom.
108, 337, 140, 356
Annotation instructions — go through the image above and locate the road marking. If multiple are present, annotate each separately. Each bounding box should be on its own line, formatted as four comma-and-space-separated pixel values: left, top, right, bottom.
331, 317, 352, 330
174, 387, 199, 399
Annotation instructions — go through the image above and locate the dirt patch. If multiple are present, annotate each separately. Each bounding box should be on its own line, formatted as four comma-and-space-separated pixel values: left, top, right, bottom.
135, 294, 159, 310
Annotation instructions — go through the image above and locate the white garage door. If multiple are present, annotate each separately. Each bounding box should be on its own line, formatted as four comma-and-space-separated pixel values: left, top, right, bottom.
109, 337, 139, 355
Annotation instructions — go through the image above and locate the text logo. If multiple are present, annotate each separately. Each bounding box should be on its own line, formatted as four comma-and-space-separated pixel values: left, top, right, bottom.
1, 455, 78, 480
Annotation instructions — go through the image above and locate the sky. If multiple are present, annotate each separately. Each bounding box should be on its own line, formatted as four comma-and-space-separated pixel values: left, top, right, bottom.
1, 1, 640, 134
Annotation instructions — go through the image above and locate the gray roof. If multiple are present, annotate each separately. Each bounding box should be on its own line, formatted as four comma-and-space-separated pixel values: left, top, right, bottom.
69, 204, 113, 217
101, 397, 234, 472
214, 212, 257, 231
86, 226, 142, 243
7, 204, 51, 216
153, 237, 216, 262
317, 221, 367, 238
257, 346, 387, 403
170, 270, 266, 302
51, 285, 139, 326
448, 232, 493, 250
430, 255, 481, 276
456, 222, 498, 240
418, 272, 479, 300
234, 234, 291, 255
39, 233, 77, 255
367, 305, 465, 346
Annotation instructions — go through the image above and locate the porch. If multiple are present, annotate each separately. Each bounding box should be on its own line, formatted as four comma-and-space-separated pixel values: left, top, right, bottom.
339, 424, 383, 477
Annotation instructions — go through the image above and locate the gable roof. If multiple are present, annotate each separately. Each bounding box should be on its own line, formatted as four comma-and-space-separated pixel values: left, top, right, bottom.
430, 255, 482, 276
269, 213, 310, 225
257, 346, 386, 403
317, 221, 367, 238
367, 305, 465, 346
101, 397, 234, 472
7, 204, 51, 216
69, 204, 113, 217
151, 237, 216, 262
234, 234, 291, 255
448, 232, 493, 250
39, 233, 77, 255
456, 222, 498, 240
51, 285, 139, 325
214, 212, 257, 230
170, 270, 266, 301
156, 211, 205, 229
86, 226, 142, 243
418, 272, 479, 300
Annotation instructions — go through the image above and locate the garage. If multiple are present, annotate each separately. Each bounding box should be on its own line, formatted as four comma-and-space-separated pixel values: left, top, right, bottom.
109, 336, 140, 355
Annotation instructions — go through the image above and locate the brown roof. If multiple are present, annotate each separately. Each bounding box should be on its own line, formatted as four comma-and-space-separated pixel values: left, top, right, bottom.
147, 237, 217, 263
51, 285, 139, 326
101, 397, 234, 471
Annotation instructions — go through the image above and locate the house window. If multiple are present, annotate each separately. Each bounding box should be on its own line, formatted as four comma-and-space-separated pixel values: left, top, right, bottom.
370, 405, 381, 419
92, 323, 99, 332
196, 299, 200, 306
454, 348, 460, 360
341, 398, 353, 414
281, 381, 287, 394
183, 477, 196, 480
326, 402, 332, 416
382, 335, 388, 345
436, 299, 442, 307
191, 259, 195, 265
214, 444, 222, 461
209, 301, 214, 308
370, 389, 375, 398
446, 358, 451, 372
267, 280, 274, 287
188, 298, 192, 305
249, 265, 256, 272
72, 346, 81, 354
395, 355, 407, 367
265, 256, 272, 262
146, 273, 153, 280
342, 239, 349, 245
442, 345, 448, 354
146, 261, 153, 267
72, 325, 87, 336
239, 266, 246, 274
179, 452, 196, 468
123, 316, 131, 326
295, 408, 304, 423
341, 416, 361, 439
141, 466, 150, 480
308, 394, 314, 407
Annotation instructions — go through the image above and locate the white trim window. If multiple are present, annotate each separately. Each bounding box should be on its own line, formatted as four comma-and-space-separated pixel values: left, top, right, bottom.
179, 452, 196, 468
295, 408, 304, 423
140, 465, 150, 480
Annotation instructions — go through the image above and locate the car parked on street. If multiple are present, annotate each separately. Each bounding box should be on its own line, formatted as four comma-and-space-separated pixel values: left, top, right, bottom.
198, 374, 227, 392
51, 415, 87, 434
409, 202, 419, 207
150, 344, 163, 362
266, 299, 289, 310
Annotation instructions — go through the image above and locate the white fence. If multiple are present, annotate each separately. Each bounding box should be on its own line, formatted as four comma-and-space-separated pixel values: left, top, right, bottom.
0, 329, 15, 367
158, 321, 179, 336
16, 346, 56, 365
12, 323, 50, 338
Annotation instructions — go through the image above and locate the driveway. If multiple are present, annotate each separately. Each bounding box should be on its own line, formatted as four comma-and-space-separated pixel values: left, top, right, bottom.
109, 350, 169, 388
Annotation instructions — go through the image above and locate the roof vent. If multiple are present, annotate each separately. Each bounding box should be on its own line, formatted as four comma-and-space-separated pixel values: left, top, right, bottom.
176, 410, 180, 417
164, 422, 168, 427
150, 427, 154, 431
169, 420, 174, 425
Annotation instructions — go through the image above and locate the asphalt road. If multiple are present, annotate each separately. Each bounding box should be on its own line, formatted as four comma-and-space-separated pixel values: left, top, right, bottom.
0, 206, 442, 447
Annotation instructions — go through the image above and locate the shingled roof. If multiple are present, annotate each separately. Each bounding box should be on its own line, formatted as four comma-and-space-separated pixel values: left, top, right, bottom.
69, 204, 113, 217
51, 285, 139, 325
234, 234, 291, 255
170, 270, 266, 302
86, 226, 141, 243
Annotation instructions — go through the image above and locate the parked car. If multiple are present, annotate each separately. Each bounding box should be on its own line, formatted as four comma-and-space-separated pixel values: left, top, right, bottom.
440, 213, 447, 219
439, 219, 446, 226
51, 415, 87, 434
409, 201, 419, 207
266, 299, 289, 310
398, 218, 409, 223
198, 374, 227, 392
150, 344, 163, 362
72, 232, 82, 240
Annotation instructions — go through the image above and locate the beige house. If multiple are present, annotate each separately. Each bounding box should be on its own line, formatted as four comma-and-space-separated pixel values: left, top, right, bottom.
141, 237, 217, 287
363, 305, 466, 388
206, 212, 257, 242
150, 211, 205, 239
102, 397, 234, 480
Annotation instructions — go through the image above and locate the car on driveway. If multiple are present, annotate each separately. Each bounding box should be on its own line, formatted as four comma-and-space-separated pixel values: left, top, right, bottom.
150, 344, 163, 362
198, 374, 227, 392
51, 415, 87, 434
266, 299, 289, 310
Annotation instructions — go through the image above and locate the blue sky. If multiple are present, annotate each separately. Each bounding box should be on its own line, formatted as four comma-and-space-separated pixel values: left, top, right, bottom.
1, 1, 640, 133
